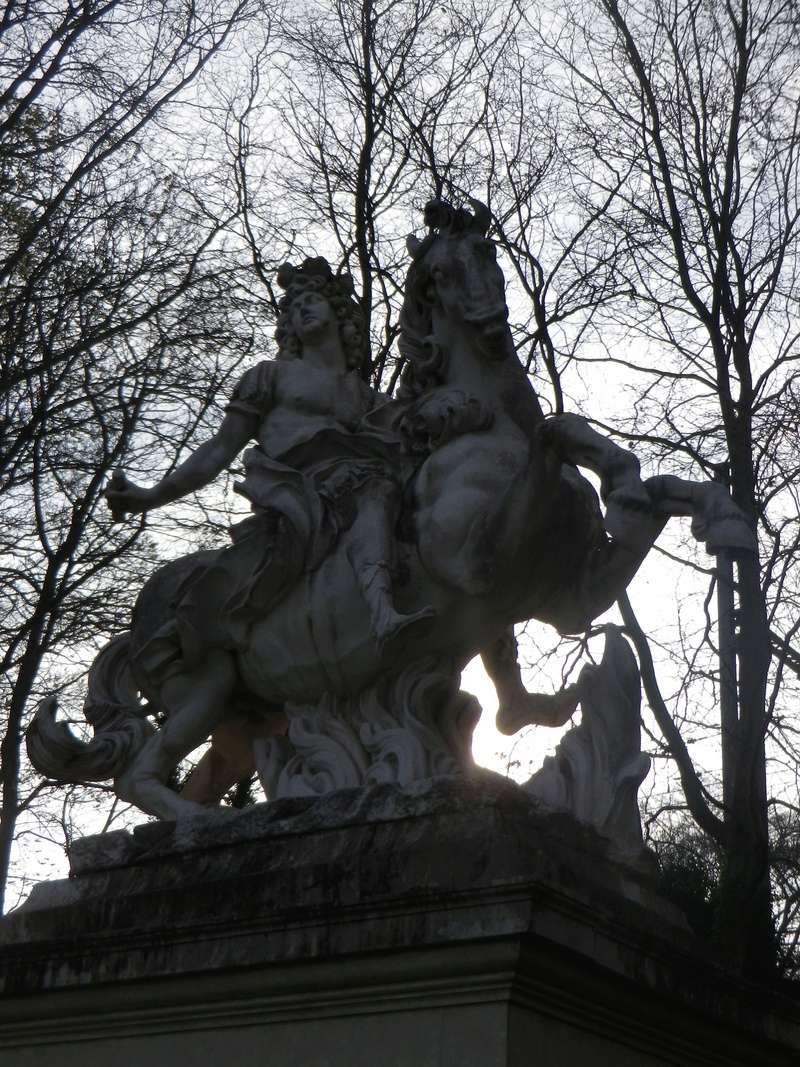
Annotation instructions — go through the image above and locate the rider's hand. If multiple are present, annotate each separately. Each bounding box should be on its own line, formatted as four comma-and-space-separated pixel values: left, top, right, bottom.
105, 469, 156, 521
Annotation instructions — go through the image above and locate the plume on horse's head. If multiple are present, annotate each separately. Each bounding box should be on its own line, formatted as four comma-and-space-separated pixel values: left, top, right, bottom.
399, 198, 496, 398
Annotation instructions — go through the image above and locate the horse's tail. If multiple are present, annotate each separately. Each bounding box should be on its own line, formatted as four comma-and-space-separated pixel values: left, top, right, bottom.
26, 633, 154, 783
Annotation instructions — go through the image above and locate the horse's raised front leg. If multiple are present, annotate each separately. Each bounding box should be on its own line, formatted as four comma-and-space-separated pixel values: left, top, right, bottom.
481, 628, 580, 735
539, 414, 757, 558
644, 474, 756, 556
546, 481, 754, 637
539, 413, 657, 551
116, 649, 238, 820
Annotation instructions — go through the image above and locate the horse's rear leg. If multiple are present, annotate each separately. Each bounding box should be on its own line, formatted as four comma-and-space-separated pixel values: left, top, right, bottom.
481, 628, 580, 735
116, 649, 238, 820
181, 708, 289, 806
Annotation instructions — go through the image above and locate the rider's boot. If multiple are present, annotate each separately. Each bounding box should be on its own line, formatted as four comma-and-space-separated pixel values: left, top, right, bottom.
356, 559, 435, 654
346, 479, 435, 654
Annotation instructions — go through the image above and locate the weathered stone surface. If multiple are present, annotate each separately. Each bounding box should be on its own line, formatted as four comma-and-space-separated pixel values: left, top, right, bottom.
5, 773, 672, 950
1, 776, 798, 1066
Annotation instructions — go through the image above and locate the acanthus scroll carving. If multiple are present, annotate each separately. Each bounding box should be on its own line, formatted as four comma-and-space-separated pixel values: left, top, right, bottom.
255, 658, 481, 799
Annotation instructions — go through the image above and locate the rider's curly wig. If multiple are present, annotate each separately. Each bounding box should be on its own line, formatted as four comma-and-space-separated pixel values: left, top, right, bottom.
275, 257, 365, 371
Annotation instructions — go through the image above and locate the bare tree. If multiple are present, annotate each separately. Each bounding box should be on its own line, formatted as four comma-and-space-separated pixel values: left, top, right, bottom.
0, 0, 271, 910
509, 0, 800, 977
220, 0, 528, 387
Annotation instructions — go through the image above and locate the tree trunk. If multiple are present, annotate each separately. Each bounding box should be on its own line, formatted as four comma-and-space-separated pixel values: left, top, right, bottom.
714, 426, 774, 978
0, 717, 21, 915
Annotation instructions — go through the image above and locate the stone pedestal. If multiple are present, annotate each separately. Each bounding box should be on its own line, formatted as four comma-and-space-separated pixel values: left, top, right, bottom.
1, 775, 798, 1065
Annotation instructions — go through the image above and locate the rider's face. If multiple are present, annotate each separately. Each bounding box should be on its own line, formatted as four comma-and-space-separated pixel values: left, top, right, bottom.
290, 291, 335, 343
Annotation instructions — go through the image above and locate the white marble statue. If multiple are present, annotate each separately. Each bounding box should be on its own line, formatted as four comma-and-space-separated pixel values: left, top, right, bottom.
27, 199, 755, 821
526, 626, 652, 859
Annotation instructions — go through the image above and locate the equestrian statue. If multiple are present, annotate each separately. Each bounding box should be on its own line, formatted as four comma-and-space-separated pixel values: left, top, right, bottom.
27, 199, 755, 820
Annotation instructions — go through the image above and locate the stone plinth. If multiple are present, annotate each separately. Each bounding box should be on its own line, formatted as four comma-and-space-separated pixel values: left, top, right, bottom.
1, 775, 798, 1065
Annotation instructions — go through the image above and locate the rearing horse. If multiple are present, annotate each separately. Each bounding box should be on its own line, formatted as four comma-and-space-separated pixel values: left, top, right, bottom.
27, 198, 755, 820
398, 199, 753, 731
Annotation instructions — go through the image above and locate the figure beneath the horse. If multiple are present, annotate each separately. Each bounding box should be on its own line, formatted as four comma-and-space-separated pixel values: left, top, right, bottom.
27, 198, 755, 821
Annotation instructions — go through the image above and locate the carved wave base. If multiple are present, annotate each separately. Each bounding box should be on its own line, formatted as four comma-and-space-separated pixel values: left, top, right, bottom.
2, 776, 798, 1066
255, 657, 482, 798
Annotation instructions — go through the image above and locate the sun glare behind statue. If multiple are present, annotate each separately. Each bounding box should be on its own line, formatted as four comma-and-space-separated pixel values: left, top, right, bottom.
463, 656, 571, 785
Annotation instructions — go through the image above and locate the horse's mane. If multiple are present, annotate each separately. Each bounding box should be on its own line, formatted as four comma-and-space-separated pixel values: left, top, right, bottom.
398, 199, 490, 399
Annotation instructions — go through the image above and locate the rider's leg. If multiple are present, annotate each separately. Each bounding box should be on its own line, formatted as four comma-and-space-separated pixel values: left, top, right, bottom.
346, 478, 434, 649
116, 648, 238, 820
481, 627, 579, 735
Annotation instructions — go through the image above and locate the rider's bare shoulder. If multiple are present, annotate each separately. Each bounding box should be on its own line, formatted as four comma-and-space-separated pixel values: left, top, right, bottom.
226, 360, 278, 419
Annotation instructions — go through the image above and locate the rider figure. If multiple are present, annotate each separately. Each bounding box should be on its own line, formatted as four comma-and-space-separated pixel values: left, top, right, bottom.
223, 257, 434, 651
103, 257, 434, 815
107, 257, 432, 667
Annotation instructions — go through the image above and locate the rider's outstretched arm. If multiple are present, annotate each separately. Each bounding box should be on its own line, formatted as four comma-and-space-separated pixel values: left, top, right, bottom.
106, 408, 257, 518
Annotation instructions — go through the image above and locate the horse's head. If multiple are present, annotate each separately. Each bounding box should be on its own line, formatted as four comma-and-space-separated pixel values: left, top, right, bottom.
399, 199, 512, 394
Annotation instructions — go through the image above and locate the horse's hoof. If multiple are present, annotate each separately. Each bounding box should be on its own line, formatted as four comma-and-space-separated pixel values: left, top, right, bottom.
496, 686, 580, 735
693, 514, 757, 556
